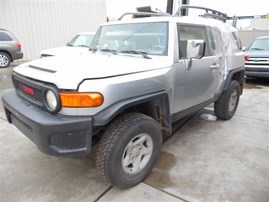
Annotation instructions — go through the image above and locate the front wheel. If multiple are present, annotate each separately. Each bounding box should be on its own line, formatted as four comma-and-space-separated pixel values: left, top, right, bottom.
95, 112, 162, 188
214, 80, 241, 120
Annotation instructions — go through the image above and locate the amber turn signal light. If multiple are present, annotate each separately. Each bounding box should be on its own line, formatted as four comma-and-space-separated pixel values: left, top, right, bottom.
60, 92, 104, 107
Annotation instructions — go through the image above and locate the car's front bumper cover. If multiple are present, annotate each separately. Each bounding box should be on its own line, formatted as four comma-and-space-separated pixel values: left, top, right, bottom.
2, 91, 92, 157
245, 67, 269, 78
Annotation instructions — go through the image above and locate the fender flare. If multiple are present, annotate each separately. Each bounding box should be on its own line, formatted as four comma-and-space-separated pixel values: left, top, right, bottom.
223, 66, 245, 93
92, 91, 171, 134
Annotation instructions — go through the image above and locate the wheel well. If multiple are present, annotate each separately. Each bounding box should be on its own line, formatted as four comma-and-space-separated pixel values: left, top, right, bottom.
0, 50, 12, 61
223, 69, 245, 94
92, 96, 172, 146
121, 97, 171, 137
231, 70, 245, 94
232, 71, 244, 85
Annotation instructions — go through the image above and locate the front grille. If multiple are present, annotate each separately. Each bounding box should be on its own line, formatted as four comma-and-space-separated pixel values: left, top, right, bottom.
13, 78, 43, 104
245, 57, 269, 68
12, 72, 61, 113
12, 73, 44, 106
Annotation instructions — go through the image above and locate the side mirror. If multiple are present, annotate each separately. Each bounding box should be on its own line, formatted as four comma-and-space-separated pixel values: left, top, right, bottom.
242, 47, 246, 51
186, 40, 205, 59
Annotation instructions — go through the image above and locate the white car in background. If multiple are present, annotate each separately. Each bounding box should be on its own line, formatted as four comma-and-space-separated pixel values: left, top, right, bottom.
40, 32, 95, 57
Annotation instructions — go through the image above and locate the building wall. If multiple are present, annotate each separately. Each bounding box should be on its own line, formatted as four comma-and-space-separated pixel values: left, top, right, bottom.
0, 0, 106, 60
245, 18, 269, 30
239, 30, 269, 47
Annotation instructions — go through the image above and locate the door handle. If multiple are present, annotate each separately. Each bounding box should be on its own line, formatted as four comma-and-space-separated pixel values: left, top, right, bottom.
210, 64, 219, 70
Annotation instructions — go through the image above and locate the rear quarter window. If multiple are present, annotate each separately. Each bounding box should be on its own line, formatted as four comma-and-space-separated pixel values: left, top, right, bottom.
231, 32, 242, 51
0, 32, 12, 41
208, 27, 223, 56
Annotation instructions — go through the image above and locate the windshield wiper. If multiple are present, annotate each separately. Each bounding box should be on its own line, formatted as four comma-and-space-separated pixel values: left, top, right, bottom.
78, 45, 90, 48
89, 47, 97, 53
251, 48, 264, 50
100, 49, 117, 55
121, 50, 151, 59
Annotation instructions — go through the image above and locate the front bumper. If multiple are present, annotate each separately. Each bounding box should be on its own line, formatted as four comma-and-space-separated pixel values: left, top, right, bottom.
2, 91, 92, 157
245, 67, 269, 78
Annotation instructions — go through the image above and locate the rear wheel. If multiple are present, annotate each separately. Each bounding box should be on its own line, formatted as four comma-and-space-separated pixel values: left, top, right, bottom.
95, 112, 162, 188
214, 80, 241, 120
0, 52, 11, 68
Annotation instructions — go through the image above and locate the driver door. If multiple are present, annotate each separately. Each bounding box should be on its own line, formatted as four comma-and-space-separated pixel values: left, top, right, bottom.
172, 24, 220, 114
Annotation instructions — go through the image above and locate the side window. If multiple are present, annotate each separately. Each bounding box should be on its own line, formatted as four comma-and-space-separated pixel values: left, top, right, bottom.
178, 24, 212, 59
0, 32, 12, 41
209, 27, 223, 56
231, 32, 242, 51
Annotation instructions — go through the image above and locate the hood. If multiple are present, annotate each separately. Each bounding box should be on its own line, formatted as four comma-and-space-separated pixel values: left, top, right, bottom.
246, 50, 269, 58
40, 46, 89, 57
14, 52, 171, 89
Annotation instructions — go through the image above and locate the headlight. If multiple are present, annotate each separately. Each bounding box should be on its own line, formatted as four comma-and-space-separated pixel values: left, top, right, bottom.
45, 90, 58, 111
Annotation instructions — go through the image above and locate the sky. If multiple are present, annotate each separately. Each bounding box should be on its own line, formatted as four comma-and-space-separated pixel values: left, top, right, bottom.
107, 0, 269, 19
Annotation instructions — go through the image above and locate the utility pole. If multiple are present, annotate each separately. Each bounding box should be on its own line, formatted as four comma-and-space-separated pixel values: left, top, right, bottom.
166, 0, 190, 15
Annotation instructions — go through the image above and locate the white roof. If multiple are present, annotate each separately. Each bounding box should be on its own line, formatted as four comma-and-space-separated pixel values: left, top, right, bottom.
102, 15, 237, 33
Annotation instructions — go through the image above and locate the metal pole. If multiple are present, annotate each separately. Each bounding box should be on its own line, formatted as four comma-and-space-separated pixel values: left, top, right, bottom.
181, 0, 190, 16
166, 0, 174, 15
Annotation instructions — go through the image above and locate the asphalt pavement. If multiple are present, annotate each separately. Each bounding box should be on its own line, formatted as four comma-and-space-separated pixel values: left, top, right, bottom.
0, 61, 268, 202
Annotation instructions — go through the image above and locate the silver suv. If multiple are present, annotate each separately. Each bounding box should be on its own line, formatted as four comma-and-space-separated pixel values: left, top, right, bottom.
0, 29, 23, 68
2, 6, 245, 188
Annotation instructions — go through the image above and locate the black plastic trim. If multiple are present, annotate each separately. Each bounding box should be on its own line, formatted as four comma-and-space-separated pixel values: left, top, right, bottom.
12, 72, 62, 113
42, 87, 62, 113
2, 91, 92, 157
93, 91, 169, 126
223, 66, 245, 92
171, 97, 216, 123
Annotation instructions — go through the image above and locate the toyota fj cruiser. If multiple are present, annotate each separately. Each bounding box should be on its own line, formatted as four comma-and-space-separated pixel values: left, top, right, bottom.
2, 6, 245, 188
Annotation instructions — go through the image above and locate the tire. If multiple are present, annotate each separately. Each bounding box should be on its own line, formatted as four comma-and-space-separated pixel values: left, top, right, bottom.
95, 112, 162, 188
214, 80, 240, 120
0, 52, 11, 68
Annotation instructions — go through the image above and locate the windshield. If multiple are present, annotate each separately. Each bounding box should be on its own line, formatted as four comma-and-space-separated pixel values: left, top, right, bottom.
248, 38, 269, 51
90, 22, 168, 56
68, 34, 95, 47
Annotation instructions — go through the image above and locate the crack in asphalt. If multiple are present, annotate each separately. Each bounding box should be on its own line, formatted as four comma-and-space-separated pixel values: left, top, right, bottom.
235, 114, 268, 122
144, 183, 191, 202
94, 186, 113, 202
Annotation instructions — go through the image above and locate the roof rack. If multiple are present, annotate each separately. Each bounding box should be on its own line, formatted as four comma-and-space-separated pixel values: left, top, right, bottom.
118, 12, 170, 20
176, 5, 229, 22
